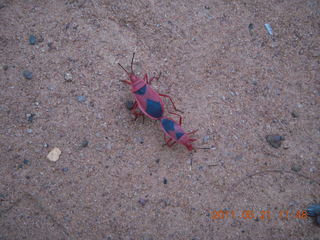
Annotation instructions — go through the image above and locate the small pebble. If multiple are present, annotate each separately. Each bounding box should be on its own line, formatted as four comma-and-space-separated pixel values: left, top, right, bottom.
155, 159, 160, 164
266, 134, 284, 148
23, 159, 30, 165
47, 147, 61, 162
264, 23, 273, 35
138, 198, 148, 206
47, 42, 54, 50
126, 100, 135, 110
3, 65, 8, 71
202, 135, 210, 144
291, 164, 302, 172
29, 35, 37, 45
80, 139, 89, 148
62, 167, 69, 172
26, 113, 35, 122
291, 111, 299, 118
77, 95, 86, 103
26, 129, 33, 134
163, 178, 168, 184
138, 137, 144, 144
22, 70, 33, 80
248, 23, 254, 31
43, 143, 49, 148
37, 35, 44, 43
64, 73, 73, 82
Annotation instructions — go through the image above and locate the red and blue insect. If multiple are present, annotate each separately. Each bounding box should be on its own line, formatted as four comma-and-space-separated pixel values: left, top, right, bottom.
160, 112, 198, 151
118, 53, 179, 121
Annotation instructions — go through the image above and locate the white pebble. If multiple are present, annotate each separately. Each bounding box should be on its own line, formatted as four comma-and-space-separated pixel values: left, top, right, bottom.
264, 23, 273, 35
47, 147, 61, 162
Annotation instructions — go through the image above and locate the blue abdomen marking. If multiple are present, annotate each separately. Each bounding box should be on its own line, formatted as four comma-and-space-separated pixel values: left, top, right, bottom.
162, 119, 175, 132
134, 85, 147, 95
146, 99, 163, 118
176, 132, 184, 140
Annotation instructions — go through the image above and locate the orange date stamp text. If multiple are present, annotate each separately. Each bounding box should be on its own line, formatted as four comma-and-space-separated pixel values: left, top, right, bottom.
210, 210, 308, 220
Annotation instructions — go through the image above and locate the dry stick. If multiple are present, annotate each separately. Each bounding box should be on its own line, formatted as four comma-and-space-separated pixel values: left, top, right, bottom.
223, 169, 320, 202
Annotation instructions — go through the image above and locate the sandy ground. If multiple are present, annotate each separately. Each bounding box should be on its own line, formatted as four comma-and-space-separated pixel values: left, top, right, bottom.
1, 0, 319, 239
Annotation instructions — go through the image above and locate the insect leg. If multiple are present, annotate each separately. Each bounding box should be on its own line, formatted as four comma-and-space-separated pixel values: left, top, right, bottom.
167, 140, 177, 147
159, 93, 183, 113
187, 129, 198, 135
130, 53, 135, 72
143, 73, 149, 83
121, 80, 131, 85
168, 112, 183, 125
163, 134, 167, 143
132, 112, 144, 121
148, 72, 161, 85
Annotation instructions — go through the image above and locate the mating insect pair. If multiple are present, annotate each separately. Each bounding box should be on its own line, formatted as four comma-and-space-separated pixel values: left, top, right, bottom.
118, 53, 197, 151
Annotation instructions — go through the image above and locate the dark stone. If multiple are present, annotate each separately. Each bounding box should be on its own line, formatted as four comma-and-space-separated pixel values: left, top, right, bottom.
291, 111, 299, 118
163, 178, 168, 184
47, 42, 54, 50
81, 139, 89, 148
3, 65, 8, 71
138, 198, 148, 206
138, 137, 144, 144
125, 100, 135, 110
27, 113, 35, 122
29, 35, 37, 45
37, 35, 44, 43
62, 167, 69, 172
155, 159, 160, 164
248, 23, 254, 31
23, 159, 30, 165
266, 134, 284, 148
291, 164, 302, 172
22, 70, 33, 80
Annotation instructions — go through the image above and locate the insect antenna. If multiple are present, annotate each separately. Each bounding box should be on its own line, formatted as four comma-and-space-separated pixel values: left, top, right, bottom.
130, 52, 135, 72
118, 63, 129, 74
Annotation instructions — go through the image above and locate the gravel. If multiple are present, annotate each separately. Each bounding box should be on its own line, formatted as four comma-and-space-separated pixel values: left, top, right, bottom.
29, 35, 37, 45
22, 70, 33, 80
266, 135, 284, 148
77, 95, 86, 103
